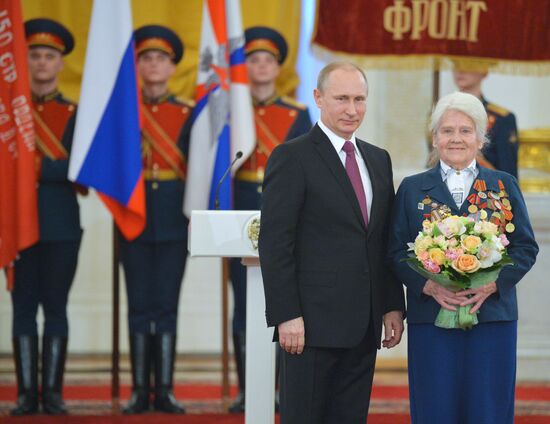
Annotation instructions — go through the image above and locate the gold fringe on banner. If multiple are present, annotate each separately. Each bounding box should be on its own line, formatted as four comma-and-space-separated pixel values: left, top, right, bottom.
311, 43, 550, 77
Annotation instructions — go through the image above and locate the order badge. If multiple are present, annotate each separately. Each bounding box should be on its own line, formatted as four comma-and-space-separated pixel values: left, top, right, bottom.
245, 214, 261, 251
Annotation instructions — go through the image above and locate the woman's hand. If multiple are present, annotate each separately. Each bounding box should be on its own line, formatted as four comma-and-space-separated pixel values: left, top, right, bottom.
459, 282, 498, 314
422, 279, 468, 311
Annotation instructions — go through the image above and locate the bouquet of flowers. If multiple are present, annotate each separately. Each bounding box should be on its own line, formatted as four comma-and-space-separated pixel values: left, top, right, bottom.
404, 215, 514, 330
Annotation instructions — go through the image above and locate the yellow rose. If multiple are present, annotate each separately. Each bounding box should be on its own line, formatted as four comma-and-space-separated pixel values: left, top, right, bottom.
461, 235, 482, 253
414, 236, 433, 255
428, 248, 446, 265
474, 221, 499, 237
452, 254, 481, 274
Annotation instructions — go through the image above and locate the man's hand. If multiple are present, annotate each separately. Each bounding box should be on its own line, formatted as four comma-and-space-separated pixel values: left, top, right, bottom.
382, 310, 404, 349
278, 317, 305, 355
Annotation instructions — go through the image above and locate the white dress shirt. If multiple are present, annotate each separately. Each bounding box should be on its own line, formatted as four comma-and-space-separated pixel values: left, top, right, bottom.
440, 159, 478, 208
318, 120, 373, 218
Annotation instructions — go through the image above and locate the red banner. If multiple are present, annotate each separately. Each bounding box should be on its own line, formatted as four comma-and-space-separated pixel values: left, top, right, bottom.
0, 0, 39, 289
313, 0, 550, 74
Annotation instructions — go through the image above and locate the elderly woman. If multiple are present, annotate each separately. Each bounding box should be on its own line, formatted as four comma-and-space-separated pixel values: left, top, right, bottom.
388, 92, 538, 424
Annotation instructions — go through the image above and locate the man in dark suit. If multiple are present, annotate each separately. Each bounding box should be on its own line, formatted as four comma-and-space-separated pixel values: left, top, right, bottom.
259, 62, 405, 423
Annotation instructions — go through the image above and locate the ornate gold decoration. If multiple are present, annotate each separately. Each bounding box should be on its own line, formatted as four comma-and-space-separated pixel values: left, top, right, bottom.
519, 128, 550, 193
246, 215, 261, 251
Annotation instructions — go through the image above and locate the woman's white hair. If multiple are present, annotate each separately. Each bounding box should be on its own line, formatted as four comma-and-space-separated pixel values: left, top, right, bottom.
430, 91, 489, 146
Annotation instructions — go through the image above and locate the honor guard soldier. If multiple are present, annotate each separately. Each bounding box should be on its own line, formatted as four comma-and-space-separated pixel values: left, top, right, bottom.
120, 25, 192, 415
10, 19, 81, 416
228, 26, 312, 413
453, 66, 519, 178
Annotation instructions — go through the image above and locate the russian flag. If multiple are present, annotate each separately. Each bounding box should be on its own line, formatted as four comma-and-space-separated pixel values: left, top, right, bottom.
184, 0, 255, 216
68, 0, 145, 240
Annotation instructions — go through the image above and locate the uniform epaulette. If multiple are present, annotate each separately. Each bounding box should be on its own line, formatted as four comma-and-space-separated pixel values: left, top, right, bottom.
175, 96, 195, 108
57, 94, 77, 111
280, 96, 307, 110
61, 97, 77, 107
486, 102, 510, 117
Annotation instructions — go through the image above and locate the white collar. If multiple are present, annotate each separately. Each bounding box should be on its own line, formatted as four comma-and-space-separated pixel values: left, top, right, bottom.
318, 119, 357, 153
440, 159, 477, 177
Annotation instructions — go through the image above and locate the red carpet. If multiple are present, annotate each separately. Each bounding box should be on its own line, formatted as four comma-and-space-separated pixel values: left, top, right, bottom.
0, 415, 549, 423
2, 384, 550, 422
2, 383, 550, 401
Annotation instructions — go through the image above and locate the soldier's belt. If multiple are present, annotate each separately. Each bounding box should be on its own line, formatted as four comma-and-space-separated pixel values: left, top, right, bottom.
144, 169, 179, 181
236, 169, 265, 183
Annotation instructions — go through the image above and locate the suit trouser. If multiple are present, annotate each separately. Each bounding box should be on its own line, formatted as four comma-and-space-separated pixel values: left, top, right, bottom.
120, 240, 187, 334
280, 323, 377, 424
11, 240, 80, 337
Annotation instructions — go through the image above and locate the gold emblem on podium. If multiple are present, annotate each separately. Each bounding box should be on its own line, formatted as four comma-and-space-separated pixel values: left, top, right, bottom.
246, 215, 261, 251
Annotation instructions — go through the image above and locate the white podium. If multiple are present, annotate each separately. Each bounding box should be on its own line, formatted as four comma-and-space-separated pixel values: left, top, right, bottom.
189, 210, 275, 424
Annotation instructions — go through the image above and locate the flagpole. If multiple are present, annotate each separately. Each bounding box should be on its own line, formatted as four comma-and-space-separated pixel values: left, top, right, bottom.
111, 223, 120, 412
432, 57, 440, 106
221, 257, 230, 408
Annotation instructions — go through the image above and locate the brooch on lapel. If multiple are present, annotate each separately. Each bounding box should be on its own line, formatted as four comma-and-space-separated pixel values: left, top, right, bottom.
419, 195, 452, 221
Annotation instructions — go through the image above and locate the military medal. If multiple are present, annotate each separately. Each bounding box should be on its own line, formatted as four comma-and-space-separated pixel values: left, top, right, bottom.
473, 179, 486, 192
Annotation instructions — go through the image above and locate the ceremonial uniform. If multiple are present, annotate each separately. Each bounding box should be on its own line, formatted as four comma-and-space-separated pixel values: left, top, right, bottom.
11, 19, 80, 416
120, 25, 190, 414
228, 26, 312, 413
479, 98, 519, 178
388, 164, 538, 424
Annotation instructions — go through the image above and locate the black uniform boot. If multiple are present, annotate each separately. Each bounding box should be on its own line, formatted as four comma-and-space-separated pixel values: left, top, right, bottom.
153, 333, 185, 413
123, 333, 151, 414
11, 335, 39, 416
228, 332, 246, 413
41, 336, 68, 415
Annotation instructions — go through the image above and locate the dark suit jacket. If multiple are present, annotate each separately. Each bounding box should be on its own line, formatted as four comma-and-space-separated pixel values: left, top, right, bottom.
388, 165, 538, 323
259, 124, 405, 349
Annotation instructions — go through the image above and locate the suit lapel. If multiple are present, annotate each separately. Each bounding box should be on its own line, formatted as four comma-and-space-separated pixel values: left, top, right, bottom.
311, 125, 366, 231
